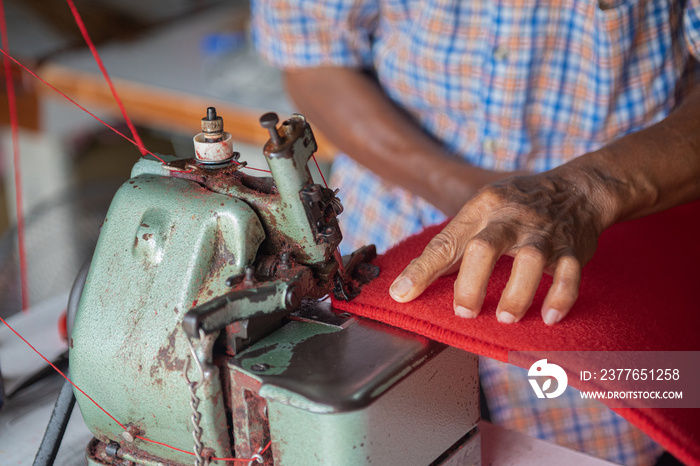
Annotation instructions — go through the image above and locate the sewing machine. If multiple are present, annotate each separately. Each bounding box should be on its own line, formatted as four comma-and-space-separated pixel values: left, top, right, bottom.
68, 109, 480, 465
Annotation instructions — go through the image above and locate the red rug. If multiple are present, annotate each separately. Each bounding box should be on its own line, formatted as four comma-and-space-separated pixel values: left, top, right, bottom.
333, 200, 700, 465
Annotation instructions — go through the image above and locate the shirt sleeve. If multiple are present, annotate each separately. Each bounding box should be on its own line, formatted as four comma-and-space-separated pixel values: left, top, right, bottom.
251, 0, 379, 70
685, 0, 700, 59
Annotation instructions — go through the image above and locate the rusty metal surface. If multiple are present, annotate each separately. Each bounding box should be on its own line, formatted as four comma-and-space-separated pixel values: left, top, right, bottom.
226, 367, 273, 465
167, 159, 338, 267
70, 175, 260, 463
71, 111, 381, 465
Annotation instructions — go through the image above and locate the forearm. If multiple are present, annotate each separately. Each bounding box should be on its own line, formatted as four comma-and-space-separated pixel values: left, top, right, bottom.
565, 87, 700, 228
284, 67, 511, 215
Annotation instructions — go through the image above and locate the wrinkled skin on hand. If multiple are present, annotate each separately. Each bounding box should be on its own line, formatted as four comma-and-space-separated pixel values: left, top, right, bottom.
389, 166, 612, 325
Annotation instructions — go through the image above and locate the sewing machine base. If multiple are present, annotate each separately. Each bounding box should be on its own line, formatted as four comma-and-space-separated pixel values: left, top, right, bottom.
85, 430, 480, 466
83, 303, 480, 466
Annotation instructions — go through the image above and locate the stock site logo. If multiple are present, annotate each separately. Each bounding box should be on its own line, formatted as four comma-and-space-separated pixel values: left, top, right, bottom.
528, 359, 568, 398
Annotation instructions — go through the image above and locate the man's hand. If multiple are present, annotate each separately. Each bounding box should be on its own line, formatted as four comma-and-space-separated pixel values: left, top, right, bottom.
285, 67, 700, 322
389, 165, 614, 325
389, 86, 700, 325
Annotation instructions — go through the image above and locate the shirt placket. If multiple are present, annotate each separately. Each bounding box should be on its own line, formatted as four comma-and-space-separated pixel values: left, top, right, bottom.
480, 1, 507, 170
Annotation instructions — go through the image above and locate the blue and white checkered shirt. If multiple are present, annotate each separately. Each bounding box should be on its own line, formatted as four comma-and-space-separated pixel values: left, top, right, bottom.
252, 1, 700, 464
253, 0, 700, 254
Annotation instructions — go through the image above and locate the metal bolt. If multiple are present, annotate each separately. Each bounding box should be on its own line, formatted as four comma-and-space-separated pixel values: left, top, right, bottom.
201, 107, 224, 142
244, 267, 255, 286
250, 363, 270, 372
279, 252, 290, 270
259, 112, 282, 146
105, 442, 120, 457
285, 284, 302, 309
121, 425, 140, 443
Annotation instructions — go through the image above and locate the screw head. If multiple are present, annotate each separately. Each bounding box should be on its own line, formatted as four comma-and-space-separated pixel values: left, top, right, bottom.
121, 425, 140, 443
250, 363, 270, 372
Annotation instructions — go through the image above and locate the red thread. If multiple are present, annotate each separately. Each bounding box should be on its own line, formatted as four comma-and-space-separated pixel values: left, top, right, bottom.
0, 316, 126, 429
310, 154, 347, 278
133, 435, 269, 462
0, 50, 201, 173
0, 51, 286, 177
65, 0, 147, 156
311, 154, 328, 188
233, 161, 270, 174
0, 315, 271, 462
243, 166, 271, 173
0, 49, 168, 162
309, 154, 347, 278
0, 0, 29, 310
0, 14, 319, 460
133, 436, 201, 456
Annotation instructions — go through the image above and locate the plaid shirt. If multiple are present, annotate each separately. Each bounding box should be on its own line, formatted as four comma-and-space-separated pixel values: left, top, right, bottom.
252, 1, 699, 464
253, 0, 700, 254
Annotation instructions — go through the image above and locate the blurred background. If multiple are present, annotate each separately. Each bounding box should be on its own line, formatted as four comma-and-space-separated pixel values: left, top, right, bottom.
0, 1, 332, 462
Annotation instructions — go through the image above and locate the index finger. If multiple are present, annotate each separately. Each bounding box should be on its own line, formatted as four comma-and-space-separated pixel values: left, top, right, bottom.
390, 218, 476, 303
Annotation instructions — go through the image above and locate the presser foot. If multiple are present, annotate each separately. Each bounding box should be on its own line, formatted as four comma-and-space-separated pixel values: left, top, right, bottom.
332, 245, 380, 301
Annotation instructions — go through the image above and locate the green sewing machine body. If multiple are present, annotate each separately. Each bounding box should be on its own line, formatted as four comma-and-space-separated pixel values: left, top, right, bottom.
69, 111, 480, 465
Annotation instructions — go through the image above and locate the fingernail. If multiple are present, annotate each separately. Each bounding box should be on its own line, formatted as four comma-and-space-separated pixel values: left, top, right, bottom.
390, 277, 413, 298
544, 308, 562, 326
497, 312, 516, 324
455, 305, 477, 319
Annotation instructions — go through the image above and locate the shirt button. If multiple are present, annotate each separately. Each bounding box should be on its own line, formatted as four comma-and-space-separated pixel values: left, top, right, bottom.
483, 138, 496, 153
493, 45, 509, 62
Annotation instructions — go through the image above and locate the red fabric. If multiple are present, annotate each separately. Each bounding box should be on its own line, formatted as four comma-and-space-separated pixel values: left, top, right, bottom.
333, 200, 700, 465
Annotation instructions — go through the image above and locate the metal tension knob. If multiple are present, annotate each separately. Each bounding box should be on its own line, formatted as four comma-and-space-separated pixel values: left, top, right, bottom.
194, 106, 234, 163
201, 106, 224, 142
259, 112, 282, 146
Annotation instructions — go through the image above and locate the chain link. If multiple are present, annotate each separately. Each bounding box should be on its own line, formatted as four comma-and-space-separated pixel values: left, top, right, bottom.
186, 378, 207, 466
184, 330, 213, 466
